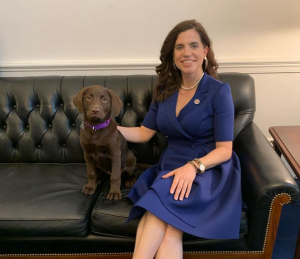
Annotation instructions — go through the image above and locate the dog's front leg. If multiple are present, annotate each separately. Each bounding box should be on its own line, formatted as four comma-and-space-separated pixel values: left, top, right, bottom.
83, 154, 98, 195
107, 149, 122, 200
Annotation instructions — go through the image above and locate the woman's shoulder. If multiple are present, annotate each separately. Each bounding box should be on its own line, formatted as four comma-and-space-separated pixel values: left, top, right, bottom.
205, 73, 231, 94
205, 73, 228, 87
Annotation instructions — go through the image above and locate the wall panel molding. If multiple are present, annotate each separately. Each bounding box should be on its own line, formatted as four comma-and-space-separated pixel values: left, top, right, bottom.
218, 59, 300, 74
1, 59, 300, 76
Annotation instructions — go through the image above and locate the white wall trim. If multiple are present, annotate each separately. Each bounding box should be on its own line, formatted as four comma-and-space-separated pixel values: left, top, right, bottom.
1, 59, 300, 76
218, 59, 300, 74
0, 61, 160, 72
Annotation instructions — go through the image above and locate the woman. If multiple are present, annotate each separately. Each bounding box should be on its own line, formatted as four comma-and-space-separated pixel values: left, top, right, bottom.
118, 19, 242, 259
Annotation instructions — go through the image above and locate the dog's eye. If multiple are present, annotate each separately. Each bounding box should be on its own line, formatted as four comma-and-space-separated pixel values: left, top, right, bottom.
86, 96, 92, 101
102, 97, 107, 103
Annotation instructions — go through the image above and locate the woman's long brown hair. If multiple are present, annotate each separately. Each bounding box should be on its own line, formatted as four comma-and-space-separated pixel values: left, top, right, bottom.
154, 20, 218, 102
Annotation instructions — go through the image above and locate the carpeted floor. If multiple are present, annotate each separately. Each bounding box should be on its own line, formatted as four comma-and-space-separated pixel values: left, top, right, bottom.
272, 179, 300, 259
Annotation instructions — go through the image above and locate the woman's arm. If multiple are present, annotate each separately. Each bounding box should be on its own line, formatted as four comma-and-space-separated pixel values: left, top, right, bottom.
117, 125, 157, 143
199, 141, 232, 170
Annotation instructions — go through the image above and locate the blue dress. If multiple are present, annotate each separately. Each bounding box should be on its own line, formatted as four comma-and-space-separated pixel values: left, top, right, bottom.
127, 73, 242, 239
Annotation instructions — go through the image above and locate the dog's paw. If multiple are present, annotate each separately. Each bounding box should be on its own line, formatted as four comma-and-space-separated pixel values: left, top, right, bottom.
107, 191, 122, 200
125, 177, 136, 188
82, 185, 96, 195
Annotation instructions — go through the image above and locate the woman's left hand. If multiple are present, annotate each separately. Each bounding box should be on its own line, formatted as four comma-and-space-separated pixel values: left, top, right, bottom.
162, 163, 197, 201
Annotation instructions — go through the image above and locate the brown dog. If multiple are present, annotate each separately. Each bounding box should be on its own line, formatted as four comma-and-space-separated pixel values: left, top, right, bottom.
73, 85, 137, 200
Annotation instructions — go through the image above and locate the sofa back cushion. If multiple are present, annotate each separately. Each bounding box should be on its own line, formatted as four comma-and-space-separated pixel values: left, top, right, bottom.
0, 73, 255, 164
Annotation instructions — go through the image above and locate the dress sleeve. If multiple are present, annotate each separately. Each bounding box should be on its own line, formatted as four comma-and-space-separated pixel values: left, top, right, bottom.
142, 102, 159, 131
213, 83, 234, 141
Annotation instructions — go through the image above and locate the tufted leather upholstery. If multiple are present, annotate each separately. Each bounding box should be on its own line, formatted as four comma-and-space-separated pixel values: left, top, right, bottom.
0, 76, 164, 164
0, 73, 298, 257
0, 74, 254, 164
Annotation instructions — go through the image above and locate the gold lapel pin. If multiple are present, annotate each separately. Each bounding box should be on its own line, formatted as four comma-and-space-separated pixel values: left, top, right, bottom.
194, 99, 200, 105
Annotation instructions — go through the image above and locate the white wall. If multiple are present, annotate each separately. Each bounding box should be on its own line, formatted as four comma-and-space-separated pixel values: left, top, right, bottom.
251, 73, 300, 137
0, 0, 300, 137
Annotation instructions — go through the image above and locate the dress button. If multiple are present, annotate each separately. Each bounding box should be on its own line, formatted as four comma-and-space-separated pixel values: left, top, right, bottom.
37, 145, 41, 149
191, 145, 195, 150
60, 103, 64, 107
72, 123, 76, 127
63, 144, 66, 147
169, 145, 173, 149
13, 105, 17, 108
127, 103, 130, 106
49, 124, 52, 128
3, 125, 7, 129
36, 104, 40, 108
26, 125, 29, 129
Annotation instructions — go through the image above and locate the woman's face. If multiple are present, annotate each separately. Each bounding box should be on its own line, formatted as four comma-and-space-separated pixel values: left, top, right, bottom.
173, 29, 208, 78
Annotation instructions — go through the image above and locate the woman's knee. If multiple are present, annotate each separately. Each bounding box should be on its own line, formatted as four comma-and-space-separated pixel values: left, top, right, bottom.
145, 212, 165, 224
162, 225, 183, 243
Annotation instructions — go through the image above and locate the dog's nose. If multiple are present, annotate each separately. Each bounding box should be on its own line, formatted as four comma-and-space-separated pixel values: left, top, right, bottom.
91, 107, 100, 114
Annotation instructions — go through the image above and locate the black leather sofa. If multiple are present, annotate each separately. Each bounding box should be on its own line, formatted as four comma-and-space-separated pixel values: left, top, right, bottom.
0, 73, 298, 259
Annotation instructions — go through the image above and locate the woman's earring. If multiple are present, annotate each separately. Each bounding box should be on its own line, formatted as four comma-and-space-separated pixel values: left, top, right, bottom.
204, 57, 208, 71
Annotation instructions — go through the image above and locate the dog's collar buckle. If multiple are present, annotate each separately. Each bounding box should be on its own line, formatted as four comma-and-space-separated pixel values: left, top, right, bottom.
81, 118, 111, 131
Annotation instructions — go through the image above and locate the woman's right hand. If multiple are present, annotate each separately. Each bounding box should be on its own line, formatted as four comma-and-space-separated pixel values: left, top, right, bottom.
117, 125, 157, 143
162, 163, 197, 201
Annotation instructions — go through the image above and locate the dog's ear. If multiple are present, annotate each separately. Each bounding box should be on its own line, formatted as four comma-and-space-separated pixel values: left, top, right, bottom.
73, 87, 87, 114
108, 89, 123, 117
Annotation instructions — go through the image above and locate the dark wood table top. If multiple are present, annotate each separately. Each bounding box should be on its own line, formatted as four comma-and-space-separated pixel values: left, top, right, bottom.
269, 126, 300, 179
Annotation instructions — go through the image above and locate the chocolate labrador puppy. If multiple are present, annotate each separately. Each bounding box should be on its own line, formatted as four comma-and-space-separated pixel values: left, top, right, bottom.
73, 85, 137, 200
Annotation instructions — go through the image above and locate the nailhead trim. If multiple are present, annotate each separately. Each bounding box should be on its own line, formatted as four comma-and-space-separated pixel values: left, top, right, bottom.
262, 192, 292, 252
0, 194, 292, 257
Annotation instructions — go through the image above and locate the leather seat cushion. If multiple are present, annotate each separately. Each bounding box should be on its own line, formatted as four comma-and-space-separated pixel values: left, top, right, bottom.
0, 164, 97, 237
91, 179, 140, 238
91, 178, 248, 239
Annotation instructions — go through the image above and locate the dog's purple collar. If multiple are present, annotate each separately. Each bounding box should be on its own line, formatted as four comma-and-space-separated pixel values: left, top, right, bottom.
81, 118, 111, 131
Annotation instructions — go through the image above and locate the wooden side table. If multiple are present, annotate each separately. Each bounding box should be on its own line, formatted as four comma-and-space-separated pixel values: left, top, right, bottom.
269, 126, 300, 259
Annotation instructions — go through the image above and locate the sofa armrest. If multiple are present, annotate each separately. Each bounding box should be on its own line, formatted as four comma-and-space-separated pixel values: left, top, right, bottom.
233, 122, 299, 251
